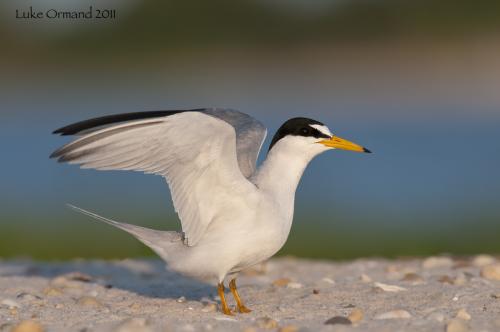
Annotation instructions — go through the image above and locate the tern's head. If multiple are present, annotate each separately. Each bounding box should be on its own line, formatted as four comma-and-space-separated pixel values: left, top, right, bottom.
268, 117, 371, 157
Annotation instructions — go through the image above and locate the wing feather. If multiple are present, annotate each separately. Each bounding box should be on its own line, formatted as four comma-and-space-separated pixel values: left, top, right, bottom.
203, 109, 267, 177
51, 111, 259, 246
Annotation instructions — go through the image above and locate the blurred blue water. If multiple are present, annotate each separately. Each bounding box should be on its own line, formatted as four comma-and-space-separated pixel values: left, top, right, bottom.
2, 107, 499, 228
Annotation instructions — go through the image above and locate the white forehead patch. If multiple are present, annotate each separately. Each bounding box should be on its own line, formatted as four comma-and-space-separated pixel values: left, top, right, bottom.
310, 124, 332, 137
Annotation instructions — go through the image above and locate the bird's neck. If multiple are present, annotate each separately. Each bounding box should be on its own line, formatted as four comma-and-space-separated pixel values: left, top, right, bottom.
253, 143, 316, 214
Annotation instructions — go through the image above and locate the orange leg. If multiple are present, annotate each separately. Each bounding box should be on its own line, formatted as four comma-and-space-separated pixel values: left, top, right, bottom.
229, 278, 252, 313
217, 282, 234, 315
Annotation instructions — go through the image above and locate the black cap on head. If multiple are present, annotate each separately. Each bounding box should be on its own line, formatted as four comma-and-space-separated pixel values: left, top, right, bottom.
268, 117, 330, 152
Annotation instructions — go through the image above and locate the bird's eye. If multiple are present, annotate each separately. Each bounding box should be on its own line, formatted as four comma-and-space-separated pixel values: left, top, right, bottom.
300, 127, 309, 135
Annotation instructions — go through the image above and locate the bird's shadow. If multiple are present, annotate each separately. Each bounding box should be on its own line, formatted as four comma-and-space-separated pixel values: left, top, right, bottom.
1, 258, 214, 301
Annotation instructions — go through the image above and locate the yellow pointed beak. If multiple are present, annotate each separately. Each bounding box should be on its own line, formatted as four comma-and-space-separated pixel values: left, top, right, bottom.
318, 135, 371, 153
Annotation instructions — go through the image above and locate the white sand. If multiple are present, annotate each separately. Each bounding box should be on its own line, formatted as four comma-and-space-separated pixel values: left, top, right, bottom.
1, 256, 500, 331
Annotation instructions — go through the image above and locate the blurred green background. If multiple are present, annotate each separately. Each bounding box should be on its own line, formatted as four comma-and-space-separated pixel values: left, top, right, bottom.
1, 1, 499, 260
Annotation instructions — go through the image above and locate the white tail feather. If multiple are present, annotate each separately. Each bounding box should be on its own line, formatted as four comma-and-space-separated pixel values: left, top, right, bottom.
66, 204, 183, 258
67, 204, 128, 228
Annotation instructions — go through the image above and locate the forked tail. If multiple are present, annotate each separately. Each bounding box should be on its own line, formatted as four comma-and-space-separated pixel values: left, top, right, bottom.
67, 204, 183, 258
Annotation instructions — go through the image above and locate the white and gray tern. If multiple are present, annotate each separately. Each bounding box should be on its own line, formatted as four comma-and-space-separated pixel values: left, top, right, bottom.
51, 108, 370, 315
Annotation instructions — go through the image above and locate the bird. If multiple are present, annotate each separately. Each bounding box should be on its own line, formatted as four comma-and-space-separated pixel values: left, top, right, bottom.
50, 108, 370, 315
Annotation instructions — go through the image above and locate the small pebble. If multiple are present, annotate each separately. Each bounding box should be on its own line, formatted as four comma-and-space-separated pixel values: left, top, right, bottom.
438, 275, 455, 284
279, 325, 298, 332
62, 272, 93, 282
43, 287, 63, 297
453, 273, 467, 286
480, 264, 500, 281
360, 274, 372, 282
77, 296, 103, 307
176, 296, 187, 303
374, 282, 407, 292
16, 292, 42, 301
321, 277, 335, 284
324, 316, 352, 325
129, 302, 141, 310
286, 282, 303, 289
456, 308, 471, 320
348, 308, 364, 323
446, 318, 469, 332
272, 278, 291, 287
374, 310, 412, 319
11, 321, 44, 332
422, 256, 453, 269
256, 317, 278, 329
1, 298, 21, 309
312, 289, 320, 294
472, 254, 496, 267
401, 273, 424, 285
50, 276, 84, 289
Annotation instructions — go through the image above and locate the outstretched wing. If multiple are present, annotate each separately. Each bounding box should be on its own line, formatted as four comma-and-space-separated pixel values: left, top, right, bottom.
51, 109, 266, 246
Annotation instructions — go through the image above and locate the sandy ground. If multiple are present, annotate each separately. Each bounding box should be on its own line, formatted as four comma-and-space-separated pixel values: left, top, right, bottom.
1, 256, 500, 332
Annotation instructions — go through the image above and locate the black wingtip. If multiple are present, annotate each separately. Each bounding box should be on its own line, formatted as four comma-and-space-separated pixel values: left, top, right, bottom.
52, 128, 65, 135
50, 110, 202, 136
52, 125, 78, 136
49, 150, 60, 159
363, 147, 372, 153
